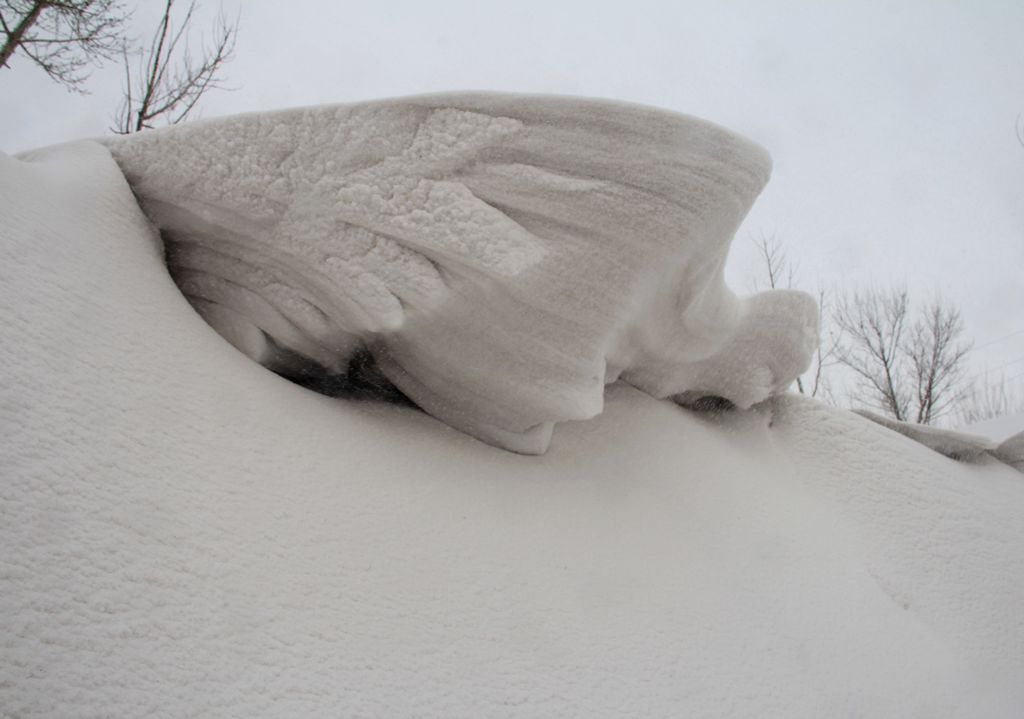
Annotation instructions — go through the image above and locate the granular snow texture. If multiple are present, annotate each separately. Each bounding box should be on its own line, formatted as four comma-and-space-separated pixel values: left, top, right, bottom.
3, 141, 1023, 718
102, 94, 817, 453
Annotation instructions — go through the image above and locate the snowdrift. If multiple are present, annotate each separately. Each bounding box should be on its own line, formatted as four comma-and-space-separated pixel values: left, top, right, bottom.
964, 413, 1024, 472
101, 94, 818, 453
2, 135, 1024, 717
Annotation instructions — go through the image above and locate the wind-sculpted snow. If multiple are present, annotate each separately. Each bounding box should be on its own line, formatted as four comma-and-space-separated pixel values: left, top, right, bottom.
995, 432, 1024, 472
103, 93, 817, 453
855, 410, 1023, 472
855, 410, 997, 460
4, 142, 1024, 717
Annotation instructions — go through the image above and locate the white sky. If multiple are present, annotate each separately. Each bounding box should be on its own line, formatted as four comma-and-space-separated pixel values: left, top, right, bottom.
2, 0, 1022, 387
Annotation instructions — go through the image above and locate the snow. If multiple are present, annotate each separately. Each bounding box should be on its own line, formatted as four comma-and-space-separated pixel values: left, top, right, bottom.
964, 412, 1024, 443
850, 410, 1024, 470
101, 93, 817, 454
854, 409, 997, 461
3, 138, 1024, 717
994, 433, 1024, 473
959, 414, 1024, 472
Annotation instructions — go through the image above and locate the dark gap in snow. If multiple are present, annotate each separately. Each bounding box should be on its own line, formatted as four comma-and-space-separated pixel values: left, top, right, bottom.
156, 228, 415, 410
674, 391, 737, 414
275, 346, 416, 407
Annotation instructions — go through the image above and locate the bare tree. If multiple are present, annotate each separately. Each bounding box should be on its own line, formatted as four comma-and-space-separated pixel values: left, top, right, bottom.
905, 300, 971, 423
0, 0, 129, 92
834, 289, 971, 425
804, 288, 840, 400
834, 288, 911, 420
751, 232, 795, 292
751, 232, 838, 398
957, 375, 1024, 426
112, 0, 236, 134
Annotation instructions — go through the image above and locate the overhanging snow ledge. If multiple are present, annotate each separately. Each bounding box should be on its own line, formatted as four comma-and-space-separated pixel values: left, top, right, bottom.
102, 92, 816, 453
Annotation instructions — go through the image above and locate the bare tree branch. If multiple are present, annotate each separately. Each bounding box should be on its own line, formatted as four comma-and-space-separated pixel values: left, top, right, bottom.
751, 232, 836, 398
834, 289, 972, 425
834, 288, 911, 420
808, 288, 841, 399
1, 0, 130, 93
112, 0, 237, 134
904, 300, 971, 424
957, 375, 1024, 425
751, 231, 797, 292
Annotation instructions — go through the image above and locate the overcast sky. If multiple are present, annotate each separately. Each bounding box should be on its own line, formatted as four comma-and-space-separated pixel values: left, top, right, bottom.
2, 0, 1022, 392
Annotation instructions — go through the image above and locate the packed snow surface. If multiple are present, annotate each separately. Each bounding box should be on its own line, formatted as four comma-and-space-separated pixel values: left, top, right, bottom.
855, 410, 1024, 469
102, 93, 817, 453
3, 140, 1024, 717
961, 413, 1024, 471
855, 409, 997, 460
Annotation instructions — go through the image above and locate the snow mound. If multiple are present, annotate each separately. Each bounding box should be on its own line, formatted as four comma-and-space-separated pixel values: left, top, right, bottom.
101, 93, 816, 453
994, 432, 1024, 472
854, 409, 997, 460
4, 140, 1024, 718
961, 413, 1024, 473
853, 410, 1023, 472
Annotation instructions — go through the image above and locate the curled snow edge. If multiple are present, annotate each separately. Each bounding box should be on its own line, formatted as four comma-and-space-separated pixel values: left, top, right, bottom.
99, 92, 818, 453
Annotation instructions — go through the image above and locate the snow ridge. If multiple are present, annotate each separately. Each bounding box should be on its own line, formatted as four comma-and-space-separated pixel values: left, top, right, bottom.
3, 141, 1024, 717
103, 93, 817, 453
854, 410, 1024, 472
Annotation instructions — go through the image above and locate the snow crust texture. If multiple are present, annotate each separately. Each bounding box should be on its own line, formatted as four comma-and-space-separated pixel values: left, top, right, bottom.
102, 93, 817, 453
3, 142, 1024, 717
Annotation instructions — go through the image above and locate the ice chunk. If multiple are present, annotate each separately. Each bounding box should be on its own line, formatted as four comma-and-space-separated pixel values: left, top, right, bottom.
103, 93, 816, 453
